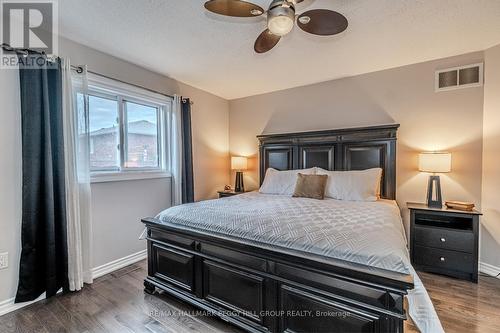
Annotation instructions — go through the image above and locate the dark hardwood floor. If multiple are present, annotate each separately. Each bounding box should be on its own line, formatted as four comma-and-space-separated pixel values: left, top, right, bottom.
408, 271, 500, 333
1, 260, 499, 333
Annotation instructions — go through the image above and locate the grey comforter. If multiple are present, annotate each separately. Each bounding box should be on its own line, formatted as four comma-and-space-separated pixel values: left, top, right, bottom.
157, 191, 410, 274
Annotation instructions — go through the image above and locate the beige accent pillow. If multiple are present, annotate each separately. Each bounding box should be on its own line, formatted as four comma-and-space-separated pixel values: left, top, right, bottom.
292, 174, 328, 200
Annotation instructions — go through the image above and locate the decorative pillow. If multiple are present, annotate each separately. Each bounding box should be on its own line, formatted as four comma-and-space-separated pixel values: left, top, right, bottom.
315, 168, 383, 201
292, 174, 328, 200
259, 168, 316, 195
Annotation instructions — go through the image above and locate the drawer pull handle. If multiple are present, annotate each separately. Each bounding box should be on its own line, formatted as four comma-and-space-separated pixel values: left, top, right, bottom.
440, 238, 446, 242
440, 257, 445, 262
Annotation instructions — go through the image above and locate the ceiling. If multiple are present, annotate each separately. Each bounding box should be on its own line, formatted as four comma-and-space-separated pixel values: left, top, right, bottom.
58, 0, 500, 100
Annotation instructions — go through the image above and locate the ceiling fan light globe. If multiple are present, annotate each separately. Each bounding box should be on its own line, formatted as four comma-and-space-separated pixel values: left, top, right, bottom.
268, 15, 294, 36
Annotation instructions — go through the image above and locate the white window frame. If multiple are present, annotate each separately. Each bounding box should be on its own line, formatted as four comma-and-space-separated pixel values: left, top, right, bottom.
77, 74, 173, 183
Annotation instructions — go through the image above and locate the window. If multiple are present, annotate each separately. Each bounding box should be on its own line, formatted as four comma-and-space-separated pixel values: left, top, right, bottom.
75, 74, 172, 181
124, 101, 159, 168
88, 95, 120, 171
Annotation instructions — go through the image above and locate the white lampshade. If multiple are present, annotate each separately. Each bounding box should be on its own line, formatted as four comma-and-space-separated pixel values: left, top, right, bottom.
231, 156, 248, 171
419, 152, 452, 173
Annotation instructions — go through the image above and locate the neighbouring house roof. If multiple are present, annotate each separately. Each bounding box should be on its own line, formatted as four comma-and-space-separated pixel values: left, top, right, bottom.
90, 120, 156, 137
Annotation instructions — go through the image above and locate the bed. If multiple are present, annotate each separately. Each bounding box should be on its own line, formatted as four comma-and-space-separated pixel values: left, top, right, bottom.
142, 124, 442, 333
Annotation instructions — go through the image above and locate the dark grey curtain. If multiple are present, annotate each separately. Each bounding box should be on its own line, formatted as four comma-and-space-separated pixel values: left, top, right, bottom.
15, 54, 69, 303
181, 98, 194, 203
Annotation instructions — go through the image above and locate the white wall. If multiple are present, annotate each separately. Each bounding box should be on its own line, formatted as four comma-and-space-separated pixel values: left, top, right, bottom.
91, 179, 171, 268
481, 43, 500, 271
0, 37, 230, 306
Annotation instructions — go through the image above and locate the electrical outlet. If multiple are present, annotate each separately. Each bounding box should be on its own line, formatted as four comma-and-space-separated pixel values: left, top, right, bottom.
0, 252, 8, 269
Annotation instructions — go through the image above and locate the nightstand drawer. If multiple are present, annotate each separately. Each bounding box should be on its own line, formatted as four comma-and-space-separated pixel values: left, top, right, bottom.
413, 245, 474, 273
414, 226, 474, 253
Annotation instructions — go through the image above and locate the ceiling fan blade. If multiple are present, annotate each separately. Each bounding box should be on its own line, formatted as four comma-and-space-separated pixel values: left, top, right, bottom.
254, 29, 281, 53
204, 0, 264, 17
297, 9, 348, 36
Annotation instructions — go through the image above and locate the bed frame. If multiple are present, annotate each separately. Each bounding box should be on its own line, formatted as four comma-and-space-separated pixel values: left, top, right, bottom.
142, 124, 414, 333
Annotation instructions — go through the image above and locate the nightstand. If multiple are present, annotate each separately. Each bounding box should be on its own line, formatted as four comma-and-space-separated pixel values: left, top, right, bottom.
217, 190, 244, 198
408, 202, 482, 282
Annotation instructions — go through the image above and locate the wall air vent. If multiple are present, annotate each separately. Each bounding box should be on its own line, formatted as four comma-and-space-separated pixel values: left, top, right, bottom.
435, 63, 483, 92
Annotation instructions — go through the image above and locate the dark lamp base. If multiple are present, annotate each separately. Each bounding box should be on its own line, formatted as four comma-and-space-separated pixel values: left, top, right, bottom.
427, 175, 443, 208
235, 171, 244, 193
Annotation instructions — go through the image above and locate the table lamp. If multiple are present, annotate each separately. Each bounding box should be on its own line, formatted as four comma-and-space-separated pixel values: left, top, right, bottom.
231, 156, 248, 193
419, 152, 452, 208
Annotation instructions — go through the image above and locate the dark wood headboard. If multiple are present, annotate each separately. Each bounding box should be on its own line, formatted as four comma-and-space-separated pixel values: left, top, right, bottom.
257, 124, 399, 200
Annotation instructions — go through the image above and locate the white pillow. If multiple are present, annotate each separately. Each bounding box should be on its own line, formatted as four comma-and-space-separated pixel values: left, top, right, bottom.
259, 168, 316, 195
316, 168, 382, 201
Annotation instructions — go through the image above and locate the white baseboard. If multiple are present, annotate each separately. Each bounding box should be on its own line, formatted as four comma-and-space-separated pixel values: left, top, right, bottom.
0, 292, 48, 317
0, 249, 147, 317
91, 249, 147, 279
480, 261, 500, 278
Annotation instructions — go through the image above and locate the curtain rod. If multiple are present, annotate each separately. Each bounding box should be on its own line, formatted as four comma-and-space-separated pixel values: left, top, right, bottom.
2, 43, 192, 105
74, 66, 194, 105
71, 65, 177, 100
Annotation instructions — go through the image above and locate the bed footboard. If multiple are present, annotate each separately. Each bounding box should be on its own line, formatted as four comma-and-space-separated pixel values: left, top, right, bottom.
143, 218, 413, 333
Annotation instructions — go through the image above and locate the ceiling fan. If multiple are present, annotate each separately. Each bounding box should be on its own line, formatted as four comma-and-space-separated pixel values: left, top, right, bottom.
204, 0, 348, 53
